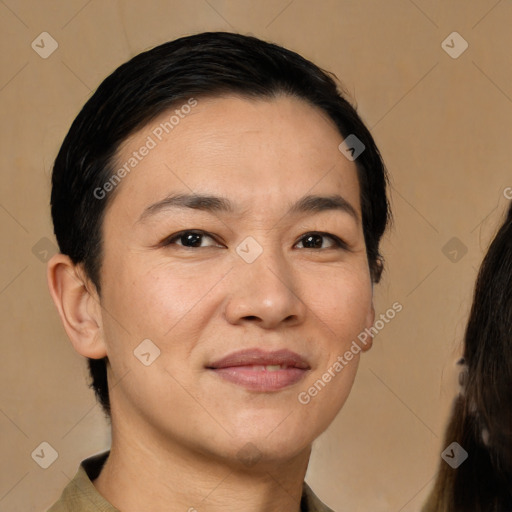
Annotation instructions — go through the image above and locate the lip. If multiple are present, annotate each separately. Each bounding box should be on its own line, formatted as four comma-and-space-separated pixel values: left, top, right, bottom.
207, 348, 310, 392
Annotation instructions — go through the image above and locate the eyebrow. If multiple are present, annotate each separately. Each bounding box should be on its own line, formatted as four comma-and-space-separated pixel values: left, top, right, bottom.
137, 192, 359, 223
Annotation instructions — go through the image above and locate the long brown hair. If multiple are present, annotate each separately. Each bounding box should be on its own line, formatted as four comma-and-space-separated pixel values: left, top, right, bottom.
424, 201, 512, 511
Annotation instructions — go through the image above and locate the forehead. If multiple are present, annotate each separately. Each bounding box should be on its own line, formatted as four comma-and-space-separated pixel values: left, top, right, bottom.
107, 94, 361, 222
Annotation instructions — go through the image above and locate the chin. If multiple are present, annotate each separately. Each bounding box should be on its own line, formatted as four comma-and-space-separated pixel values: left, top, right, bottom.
225, 424, 315, 462
215, 438, 312, 471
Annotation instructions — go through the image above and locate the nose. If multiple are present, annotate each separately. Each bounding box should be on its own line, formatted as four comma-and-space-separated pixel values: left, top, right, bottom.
223, 247, 307, 329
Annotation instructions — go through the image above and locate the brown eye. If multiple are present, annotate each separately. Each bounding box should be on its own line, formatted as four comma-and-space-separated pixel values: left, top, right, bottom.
163, 230, 221, 248
295, 232, 348, 250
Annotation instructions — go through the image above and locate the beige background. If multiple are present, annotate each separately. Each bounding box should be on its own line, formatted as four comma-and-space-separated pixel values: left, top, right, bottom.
1, 1, 511, 511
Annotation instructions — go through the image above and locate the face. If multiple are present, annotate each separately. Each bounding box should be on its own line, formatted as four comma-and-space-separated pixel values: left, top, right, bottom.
97, 95, 375, 467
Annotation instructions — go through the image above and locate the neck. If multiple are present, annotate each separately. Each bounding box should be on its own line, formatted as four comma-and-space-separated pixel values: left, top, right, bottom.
93, 417, 311, 512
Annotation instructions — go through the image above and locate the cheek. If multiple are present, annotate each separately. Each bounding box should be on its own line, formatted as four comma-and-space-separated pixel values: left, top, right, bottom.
98, 261, 215, 398
304, 265, 373, 337
100, 257, 227, 347
295, 270, 372, 433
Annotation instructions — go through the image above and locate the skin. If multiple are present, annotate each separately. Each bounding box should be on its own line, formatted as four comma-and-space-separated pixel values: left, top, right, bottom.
48, 95, 375, 512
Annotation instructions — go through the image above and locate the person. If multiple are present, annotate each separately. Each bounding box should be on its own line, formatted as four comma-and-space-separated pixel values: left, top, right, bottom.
46, 31, 391, 512
423, 201, 512, 511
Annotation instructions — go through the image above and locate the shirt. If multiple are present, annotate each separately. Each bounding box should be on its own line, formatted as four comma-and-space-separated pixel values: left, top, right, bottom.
47, 451, 335, 512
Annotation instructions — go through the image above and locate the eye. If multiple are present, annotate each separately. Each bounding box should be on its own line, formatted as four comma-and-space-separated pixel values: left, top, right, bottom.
295, 231, 349, 250
160, 230, 348, 250
161, 230, 223, 248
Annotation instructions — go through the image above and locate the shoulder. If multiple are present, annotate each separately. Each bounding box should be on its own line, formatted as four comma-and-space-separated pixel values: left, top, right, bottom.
46, 451, 117, 512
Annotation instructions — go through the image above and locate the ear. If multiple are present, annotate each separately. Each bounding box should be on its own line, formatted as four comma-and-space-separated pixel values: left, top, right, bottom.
361, 289, 376, 353
47, 253, 107, 359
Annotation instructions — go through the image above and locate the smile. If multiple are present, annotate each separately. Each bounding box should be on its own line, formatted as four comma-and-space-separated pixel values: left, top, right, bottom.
207, 349, 310, 392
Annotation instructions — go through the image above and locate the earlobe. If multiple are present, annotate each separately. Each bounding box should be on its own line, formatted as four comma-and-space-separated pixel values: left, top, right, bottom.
47, 254, 107, 359
361, 301, 375, 352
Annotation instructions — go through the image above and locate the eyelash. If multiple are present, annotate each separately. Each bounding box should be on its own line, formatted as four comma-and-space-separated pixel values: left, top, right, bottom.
160, 230, 349, 251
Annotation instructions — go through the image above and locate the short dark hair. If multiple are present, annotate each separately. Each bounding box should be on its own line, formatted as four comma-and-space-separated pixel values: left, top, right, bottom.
51, 31, 391, 417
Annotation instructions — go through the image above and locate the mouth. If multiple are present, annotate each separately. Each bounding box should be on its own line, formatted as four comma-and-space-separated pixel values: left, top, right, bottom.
206, 348, 310, 392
